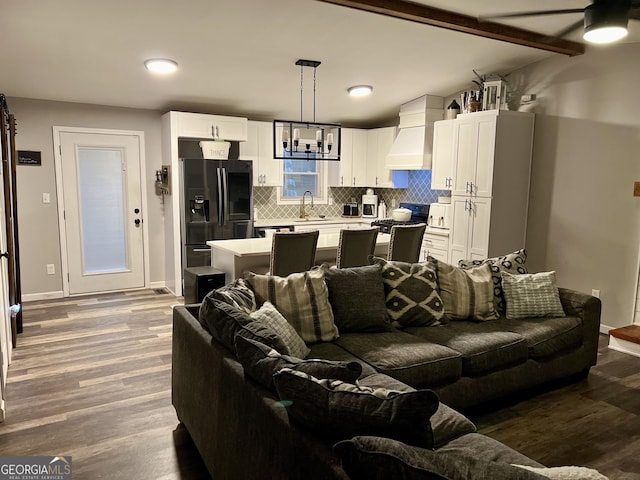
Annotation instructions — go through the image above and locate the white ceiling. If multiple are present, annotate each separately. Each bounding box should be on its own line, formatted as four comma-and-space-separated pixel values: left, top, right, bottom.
2, 0, 638, 127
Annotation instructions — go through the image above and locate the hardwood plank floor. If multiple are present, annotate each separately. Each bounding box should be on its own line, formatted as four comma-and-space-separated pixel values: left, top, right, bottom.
1, 290, 639, 479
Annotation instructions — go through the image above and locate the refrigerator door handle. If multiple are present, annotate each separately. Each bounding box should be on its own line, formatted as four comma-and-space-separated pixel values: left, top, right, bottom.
222, 167, 229, 226
216, 167, 224, 226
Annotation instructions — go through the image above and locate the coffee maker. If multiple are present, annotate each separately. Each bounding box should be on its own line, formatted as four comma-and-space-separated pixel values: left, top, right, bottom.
362, 189, 378, 218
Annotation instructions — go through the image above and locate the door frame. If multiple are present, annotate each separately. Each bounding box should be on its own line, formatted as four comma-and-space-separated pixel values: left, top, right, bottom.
53, 126, 150, 297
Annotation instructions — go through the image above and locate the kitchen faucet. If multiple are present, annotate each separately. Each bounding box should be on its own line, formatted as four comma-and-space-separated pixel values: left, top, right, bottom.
300, 190, 314, 219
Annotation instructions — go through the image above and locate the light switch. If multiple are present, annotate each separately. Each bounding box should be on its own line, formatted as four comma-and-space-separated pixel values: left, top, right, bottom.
42, 193, 51, 204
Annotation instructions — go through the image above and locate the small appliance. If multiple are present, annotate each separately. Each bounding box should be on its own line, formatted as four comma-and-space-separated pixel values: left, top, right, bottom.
362, 193, 378, 218
342, 203, 359, 217
371, 203, 430, 234
427, 203, 451, 230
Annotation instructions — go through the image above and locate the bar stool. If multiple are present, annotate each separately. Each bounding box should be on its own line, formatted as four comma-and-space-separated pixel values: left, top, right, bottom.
388, 223, 426, 263
336, 227, 379, 269
269, 230, 320, 277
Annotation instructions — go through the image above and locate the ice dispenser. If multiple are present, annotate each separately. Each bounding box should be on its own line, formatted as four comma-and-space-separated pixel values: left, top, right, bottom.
190, 195, 209, 222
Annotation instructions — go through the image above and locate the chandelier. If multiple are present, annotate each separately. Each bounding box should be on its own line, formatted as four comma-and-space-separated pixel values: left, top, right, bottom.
273, 59, 341, 161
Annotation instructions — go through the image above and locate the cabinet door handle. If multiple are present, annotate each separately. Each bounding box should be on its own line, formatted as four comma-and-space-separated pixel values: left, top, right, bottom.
341, 175, 344, 185
352, 177, 356, 186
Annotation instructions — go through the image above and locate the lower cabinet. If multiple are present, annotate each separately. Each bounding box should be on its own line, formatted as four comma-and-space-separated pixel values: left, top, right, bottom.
421, 232, 449, 263
449, 196, 491, 266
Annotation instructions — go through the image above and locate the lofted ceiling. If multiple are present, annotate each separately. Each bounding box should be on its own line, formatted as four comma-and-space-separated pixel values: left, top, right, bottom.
2, 0, 638, 127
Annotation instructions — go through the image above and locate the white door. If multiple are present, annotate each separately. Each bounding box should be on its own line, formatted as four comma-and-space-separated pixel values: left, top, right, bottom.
0, 153, 11, 421
468, 197, 492, 261
452, 119, 476, 196
58, 131, 145, 295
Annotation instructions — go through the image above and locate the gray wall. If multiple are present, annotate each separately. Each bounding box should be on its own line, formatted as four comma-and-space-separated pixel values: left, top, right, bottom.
9, 98, 166, 297
510, 42, 640, 329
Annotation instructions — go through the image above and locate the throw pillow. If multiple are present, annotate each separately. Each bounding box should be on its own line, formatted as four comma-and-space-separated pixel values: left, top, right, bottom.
459, 249, 528, 313
324, 264, 394, 332
334, 436, 549, 480
198, 278, 257, 331
513, 465, 609, 480
432, 258, 499, 321
370, 256, 446, 328
249, 301, 310, 358
245, 267, 339, 343
234, 335, 362, 392
501, 271, 566, 320
272, 369, 439, 448
199, 296, 288, 355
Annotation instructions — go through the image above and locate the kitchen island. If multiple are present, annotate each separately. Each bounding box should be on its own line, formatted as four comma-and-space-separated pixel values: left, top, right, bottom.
207, 231, 390, 282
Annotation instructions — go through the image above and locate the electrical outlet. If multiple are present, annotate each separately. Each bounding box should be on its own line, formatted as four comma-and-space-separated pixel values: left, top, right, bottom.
46, 264, 55, 275
328, 197, 333, 205
591, 289, 600, 298
42, 192, 51, 204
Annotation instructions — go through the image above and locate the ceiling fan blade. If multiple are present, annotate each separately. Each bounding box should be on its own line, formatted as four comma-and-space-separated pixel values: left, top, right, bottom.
554, 19, 585, 38
479, 8, 585, 21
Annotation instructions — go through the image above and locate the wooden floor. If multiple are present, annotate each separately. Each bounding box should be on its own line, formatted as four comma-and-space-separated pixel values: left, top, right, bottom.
1, 290, 639, 479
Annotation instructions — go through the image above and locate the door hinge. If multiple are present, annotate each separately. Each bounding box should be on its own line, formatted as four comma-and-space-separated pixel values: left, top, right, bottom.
59, 145, 62, 155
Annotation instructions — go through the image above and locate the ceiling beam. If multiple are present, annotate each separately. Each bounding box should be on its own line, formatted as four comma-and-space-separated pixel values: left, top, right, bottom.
316, 0, 585, 56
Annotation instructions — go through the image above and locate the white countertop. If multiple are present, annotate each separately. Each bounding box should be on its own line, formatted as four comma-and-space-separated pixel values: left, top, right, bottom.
254, 216, 376, 228
208, 232, 390, 257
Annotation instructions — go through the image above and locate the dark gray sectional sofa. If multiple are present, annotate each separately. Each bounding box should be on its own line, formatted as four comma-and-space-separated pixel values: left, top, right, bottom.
172, 284, 601, 479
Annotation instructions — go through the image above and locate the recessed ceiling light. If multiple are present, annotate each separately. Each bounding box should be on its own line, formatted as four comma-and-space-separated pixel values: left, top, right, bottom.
144, 58, 178, 74
348, 85, 373, 97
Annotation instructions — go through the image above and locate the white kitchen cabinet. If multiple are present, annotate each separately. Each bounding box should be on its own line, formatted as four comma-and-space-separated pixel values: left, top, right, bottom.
421, 231, 449, 263
366, 127, 408, 189
176, 111, 248, 141
449, 197, 492, 266
242, 121, 283, 187
329, 128, 367, 187
431, 119, 455, 190
294, 223, 349, 234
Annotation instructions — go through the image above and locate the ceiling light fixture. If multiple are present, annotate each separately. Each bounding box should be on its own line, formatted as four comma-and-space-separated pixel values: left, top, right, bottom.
273, 59, 341, 161
583, 3, 629, 44
144, 58, 178, 74
348, 85, 373, 97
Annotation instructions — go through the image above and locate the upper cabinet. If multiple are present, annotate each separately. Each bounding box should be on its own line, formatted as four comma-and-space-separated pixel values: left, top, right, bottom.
432, 110, 535, 199
176, 112, 248, 142
329, 127, 407, 189
241, 121, 283, 187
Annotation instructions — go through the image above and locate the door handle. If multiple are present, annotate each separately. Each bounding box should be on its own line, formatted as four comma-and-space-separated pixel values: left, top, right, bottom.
0, 251, 8, 258
134, 219, 141, 226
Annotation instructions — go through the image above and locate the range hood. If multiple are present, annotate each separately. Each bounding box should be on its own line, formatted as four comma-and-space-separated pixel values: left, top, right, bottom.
387, 95, 444, 170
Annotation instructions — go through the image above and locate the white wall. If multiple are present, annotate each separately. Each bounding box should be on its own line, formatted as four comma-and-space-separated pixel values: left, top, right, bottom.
509, 42, 640, 330
9, 98, 166, 298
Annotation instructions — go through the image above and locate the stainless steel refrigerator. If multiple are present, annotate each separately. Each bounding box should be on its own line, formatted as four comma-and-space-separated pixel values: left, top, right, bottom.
181, 158, 253, 270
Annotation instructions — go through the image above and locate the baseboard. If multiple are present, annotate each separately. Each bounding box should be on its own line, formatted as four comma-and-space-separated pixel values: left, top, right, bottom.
600, 323, 615, 334
22, 291, 64, 302
148, 281, 166, 289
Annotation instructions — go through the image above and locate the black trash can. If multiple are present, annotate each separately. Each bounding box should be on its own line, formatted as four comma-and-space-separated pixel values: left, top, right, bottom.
183, 266, 226, 304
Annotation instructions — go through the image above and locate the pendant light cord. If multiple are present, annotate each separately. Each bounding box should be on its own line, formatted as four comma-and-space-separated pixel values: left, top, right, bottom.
298, 62, 319, 123
300, 64, 304, 122
313, 66, 317, 123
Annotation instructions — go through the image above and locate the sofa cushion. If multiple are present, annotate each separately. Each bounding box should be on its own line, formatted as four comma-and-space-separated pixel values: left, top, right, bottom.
307, 342, 377, 378
459, 249, 528, 313
492, 315, 583, 359
501, 271, 565, 320
234, 335, 362, 392
437, 433, 544, 468
246, 267, 339, 343
273, 369, 439, 448
357, 373, 477, 448
406, 322, 528, 376
334, 436, 549, 480
199, 297, 288, 355
198, 278, 256, 332
249, 301, 310, 358
370, 257, 446, 327
432, 259, 499, 322
324, 264, 394, 332
513, 465, 609, 480
335, 331, 462, 388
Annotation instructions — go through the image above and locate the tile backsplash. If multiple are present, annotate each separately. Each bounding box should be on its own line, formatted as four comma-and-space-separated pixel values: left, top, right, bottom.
253, 169, 450, 220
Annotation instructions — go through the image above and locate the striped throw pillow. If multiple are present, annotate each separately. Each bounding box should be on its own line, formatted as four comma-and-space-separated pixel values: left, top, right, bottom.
249, 301, 310, 358
501, 271, 565, 319
245, 267, 339, 344
432, 258, 499, 321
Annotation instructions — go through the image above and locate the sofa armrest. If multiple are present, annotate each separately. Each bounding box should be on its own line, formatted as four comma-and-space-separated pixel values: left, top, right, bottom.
558, 288, 602, 366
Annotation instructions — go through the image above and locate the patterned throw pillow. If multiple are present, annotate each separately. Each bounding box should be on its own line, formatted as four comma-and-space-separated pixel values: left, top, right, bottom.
370, 257, 445, 328
250, 301, 310, 358
459, 249, 528, 313
273, 368, 439, 448
432, 258, 499, 321
234, 335, 362, 392
501, 271, 565, 320
245, 267, 339, 344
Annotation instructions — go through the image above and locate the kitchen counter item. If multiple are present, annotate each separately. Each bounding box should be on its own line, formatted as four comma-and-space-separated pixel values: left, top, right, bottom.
343, 203, 359, 217
391, 208, 412, 221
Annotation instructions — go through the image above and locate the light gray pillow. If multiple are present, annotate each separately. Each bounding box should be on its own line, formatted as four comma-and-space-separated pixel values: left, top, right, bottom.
501, 271, 565, 319
250, 301, 310, 358
432, 258, 499, 321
